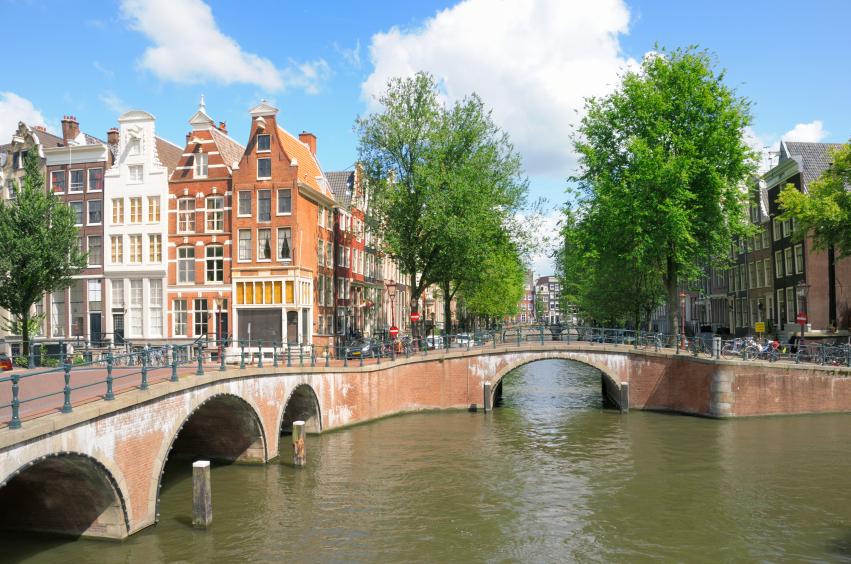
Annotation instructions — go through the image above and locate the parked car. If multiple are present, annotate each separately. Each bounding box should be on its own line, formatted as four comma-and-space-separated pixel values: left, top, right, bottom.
345, 339, 380, 360
0, 353, 13, 371
454, 334, 472, 347
426, 335, 444, 350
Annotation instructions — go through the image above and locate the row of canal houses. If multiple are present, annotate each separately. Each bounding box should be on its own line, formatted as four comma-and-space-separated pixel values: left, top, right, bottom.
0, 98, 429, 354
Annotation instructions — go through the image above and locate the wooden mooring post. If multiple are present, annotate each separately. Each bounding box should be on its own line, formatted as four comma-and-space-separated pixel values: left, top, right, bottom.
292, 420, 306, 466
192, 460, 212, 528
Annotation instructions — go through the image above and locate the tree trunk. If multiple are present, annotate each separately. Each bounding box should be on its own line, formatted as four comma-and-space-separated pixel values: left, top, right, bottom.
441, 280, 452, 336
21, 310, 30, 358
665, 253, 679, 340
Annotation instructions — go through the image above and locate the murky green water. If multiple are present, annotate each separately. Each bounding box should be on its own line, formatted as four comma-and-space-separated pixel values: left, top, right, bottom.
5, 359, 851, 562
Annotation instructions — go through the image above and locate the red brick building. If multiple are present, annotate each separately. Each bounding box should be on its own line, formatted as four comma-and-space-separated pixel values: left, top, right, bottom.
166, 98, 244, 347
230, 101, 335, 352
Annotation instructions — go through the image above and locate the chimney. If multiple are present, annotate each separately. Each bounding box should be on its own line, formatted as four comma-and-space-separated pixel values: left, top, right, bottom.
299, 131, 317, 155
61, 115, 80, 143
218, 121, 228, 135
107, 127, 119, 145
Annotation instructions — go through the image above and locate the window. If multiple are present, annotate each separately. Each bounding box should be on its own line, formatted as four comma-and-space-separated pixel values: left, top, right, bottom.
278, 228, 292, 260
178, 198, 195, 232
5, 178, 16, 199
257, 158, 272, 179
129, 235, 142, 263
206, 196, 224, 231
194, 299, 208, 337
194, 152, 208, 178
761, 229, 769, 249
112, 198, 124, 224
318, 275, 324, 306
70, 282, 84, 337
51, 290, 66, 337
785, 287, 795, 322
784, 248, 793, 276
773, 219, 781, 241
69, 170, 84, 192
794, 244, 804, 274
70, 201, 83, 225
238, 191, 251, 216
738, 264, 745, 291
318, 206, 324, 228
88, 236, 103, 266
776, 289, 784, 324
238, 229, 251, 261
326, 242, 333, 268
763, 259, 771, 288
111, 235, 123, 264
235, 281, 284, 305
111, 279, 124, 310
277, 189, 291, 214
178, 247, 195, 283
206, 245, 224, 282
88, 168, 103, 191
129, 165, 143, 183
149, 234, 162, 263
129, 197, 142, 223
148, 196, 160, 222
88, 280, 102, 314
318, 239, 324, 266
775, 250, 783, 278
88, 200, 102, 224
749, 262, 757, 290
755, 261, 763, 288
258, 228, 272, 260
129, 280, 143, 337
149, 280, 162, 337
258, 190, 271, 221
128, 138, 141, 156
257, 134, 270, 152
174, 299, 188, 336
782, 219, 791, 238
767, 295, 774, 322
51, 170, 66, 192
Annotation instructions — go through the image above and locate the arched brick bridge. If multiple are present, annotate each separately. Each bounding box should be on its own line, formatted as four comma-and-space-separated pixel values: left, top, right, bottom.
1, 342, 850, 539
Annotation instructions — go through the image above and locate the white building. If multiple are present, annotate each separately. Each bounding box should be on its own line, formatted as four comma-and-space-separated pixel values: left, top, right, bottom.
103, 111, 181, 344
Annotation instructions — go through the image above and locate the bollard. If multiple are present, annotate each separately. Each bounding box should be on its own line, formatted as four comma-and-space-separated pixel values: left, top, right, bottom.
9, 374, 21, 429
61, 363, 72, 413
192, 460, 213, 528
196, 345, 204, 375
141, 349, 149, 390
171, 346, 179, 382
483, 382, 492, 412
106, 354, 116, 399
292, 420, 306, 466
240, 341, 246, 369
713, 337, 721, 360
257, 341, 264, 368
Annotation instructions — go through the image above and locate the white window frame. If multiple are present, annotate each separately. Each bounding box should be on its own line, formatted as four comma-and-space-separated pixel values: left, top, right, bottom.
174, 299, 188, 337
128, 234, 142, 264
784, 247, 793, 276
110, 235, 123, 264
194, 152, 208, 179
205, 196, 224, 232
148, 196, 160, 223
177, 246, 196, 284
129, 197, 142, 224
277, 189, 292, 215
69, 169, 84, 193
149, 234, 162, 263
237, 190, 252, 217
257, 158, 272, 180
112, 198, 124, 225
794, 244, 804, 274
51, 170, 66, 192
257, 189, 272, 222
774, 250, 783, 278
87, 199, 103, 226
128, 165, 143, 184
177, 198, 196, 233
87, 235, 103, 267
257, 134, 271, 153
70, 201, 84, 225
87, 167, 103, 192
237, 229, 252, 262
257, 228, 272, 262
206, 245, 224, 282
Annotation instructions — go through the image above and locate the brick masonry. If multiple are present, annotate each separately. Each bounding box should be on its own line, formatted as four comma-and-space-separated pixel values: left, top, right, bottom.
0, 343, 849, 539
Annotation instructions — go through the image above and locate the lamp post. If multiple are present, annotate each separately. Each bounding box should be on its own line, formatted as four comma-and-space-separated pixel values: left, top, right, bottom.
796, 279, 810, 348
215, 297, 223, 362
386, 279, 398, 334
679, 292, 687, 347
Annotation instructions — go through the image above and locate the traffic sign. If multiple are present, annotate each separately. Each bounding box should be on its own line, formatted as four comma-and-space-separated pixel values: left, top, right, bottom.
389, 326, 399, 338
755, 322, 765, 333
796, 312, 808, 324
410, 311, 421, 323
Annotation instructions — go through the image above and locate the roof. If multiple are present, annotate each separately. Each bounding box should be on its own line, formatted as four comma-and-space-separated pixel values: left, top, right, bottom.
326, 170, 354, 208
780, 141, 844, 191
276, 125, 332, 198
155, 137, 183, 173
31, 129, 65, 149
210, 127, 245, 169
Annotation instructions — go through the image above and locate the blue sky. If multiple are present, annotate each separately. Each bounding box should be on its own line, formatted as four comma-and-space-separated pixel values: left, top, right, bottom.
2, 0, 849, 272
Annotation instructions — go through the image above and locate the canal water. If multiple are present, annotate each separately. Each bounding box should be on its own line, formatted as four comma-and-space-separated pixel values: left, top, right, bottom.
5, 359, 851, 562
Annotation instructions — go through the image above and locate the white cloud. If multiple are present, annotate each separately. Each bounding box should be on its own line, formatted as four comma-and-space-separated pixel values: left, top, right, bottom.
334, 40, 362, 69
121, 0, 330, 93
0, 92, 50, 141
745, 120, 829, 172
99, 91, 130, 115
362, 0, 636, 177
782, 120, 828, 143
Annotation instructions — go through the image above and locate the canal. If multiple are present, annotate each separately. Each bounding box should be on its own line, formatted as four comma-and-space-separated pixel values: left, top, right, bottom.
4, 359, 851, 562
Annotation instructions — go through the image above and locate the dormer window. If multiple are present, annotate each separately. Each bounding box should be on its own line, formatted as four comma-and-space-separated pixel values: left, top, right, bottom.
257, 134, 270, 152
194, 152, 208, 178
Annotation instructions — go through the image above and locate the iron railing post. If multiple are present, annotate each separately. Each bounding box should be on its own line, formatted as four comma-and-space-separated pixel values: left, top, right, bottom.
9, 374, 21, 429
311, 346, 316, 367
325, 346, 330, 368
240, 341, 246, 369
196, 344, 204, 375
273, 343, 279, 368
287, 345, 292, 367
219, 340, 227, 372
105, 353, 115, 399
257, 341, 264, 368
540, 326, 544, 345
343, 348, 348, 367
299, 345, 304, 367
141, 348, 150, 390
171, 346, 179, 382
61, 363, 72, 413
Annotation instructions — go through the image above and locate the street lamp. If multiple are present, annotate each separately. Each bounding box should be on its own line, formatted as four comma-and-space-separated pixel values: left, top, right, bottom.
386, 279, 399, 337
679, 292, 687, 348
796, 280, 810, 347
215, 297, 223, 361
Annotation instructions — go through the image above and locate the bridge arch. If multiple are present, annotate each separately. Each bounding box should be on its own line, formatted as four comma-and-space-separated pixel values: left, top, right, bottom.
153, 392, 269, 523
0, 452, 130, 539
279, 383, 322, 435
488, 352, 627, 410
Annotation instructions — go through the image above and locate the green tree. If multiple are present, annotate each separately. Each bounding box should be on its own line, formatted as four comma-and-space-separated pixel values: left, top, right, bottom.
460, 240, 526, 322
573, 47, 754, 333
0, 149, 85, 356
778, 141, 851, 256
357, 72, 526, 334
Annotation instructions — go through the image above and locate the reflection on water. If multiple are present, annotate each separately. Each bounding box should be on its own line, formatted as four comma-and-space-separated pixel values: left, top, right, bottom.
4, 359, 851, 562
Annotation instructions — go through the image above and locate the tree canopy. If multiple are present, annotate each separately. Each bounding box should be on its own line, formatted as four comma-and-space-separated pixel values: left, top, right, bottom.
0, 149, 85, 353
778, 141, 851, 257
567, 47, 754, 331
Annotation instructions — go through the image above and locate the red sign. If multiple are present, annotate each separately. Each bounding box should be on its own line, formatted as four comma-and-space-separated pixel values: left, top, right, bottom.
410, 311, 421, 323
796, 312, 808, 324
389, 326, 399, 338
